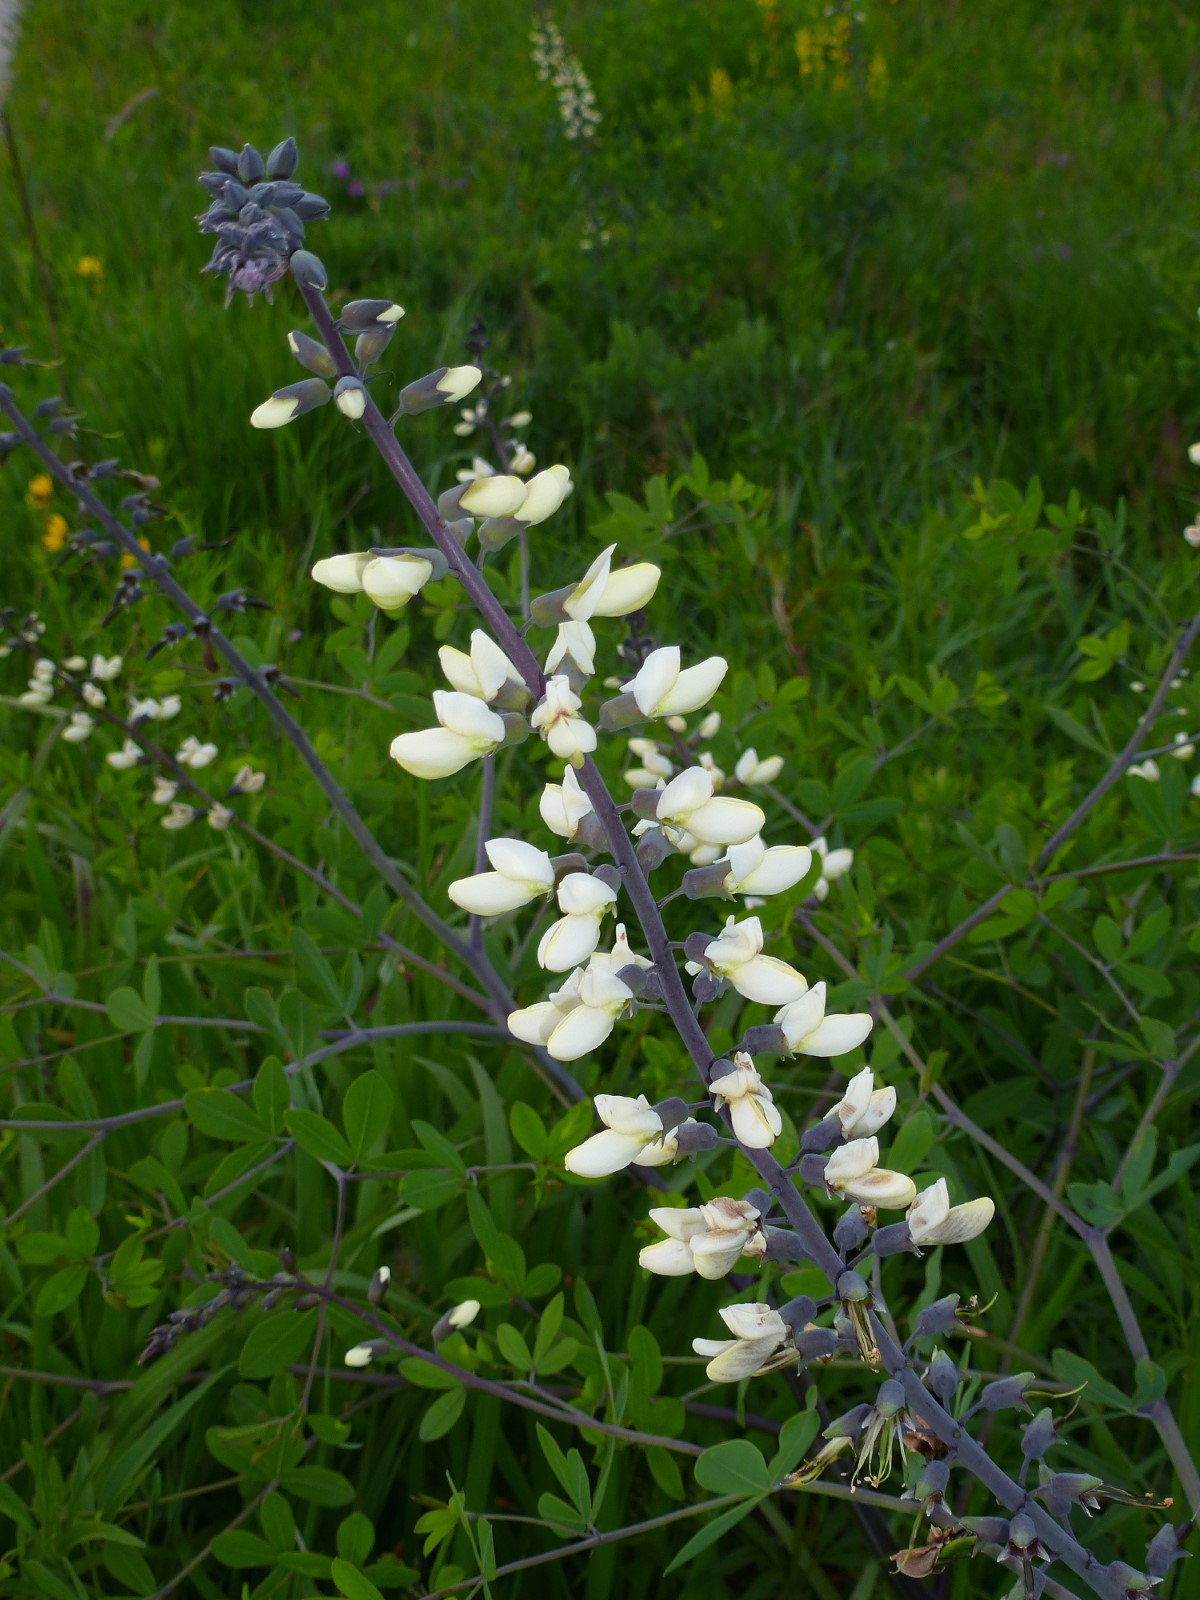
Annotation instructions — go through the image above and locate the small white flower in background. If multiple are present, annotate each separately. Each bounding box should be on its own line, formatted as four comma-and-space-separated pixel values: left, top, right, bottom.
823, 1137, 916, 1209
698, 750, 725, 789
157, 695, 183, 721
1172, 731, 1194, 761
564, 1093, 691, 1177
831, 1066, 896, 1139
459, 474, 528, 518
710, 1053, 782, 1148
151, 777, 178, 806
735, 748, 784, 786
697, 914, 809, 1005
509, 445, 536, 475
1127, 760, 1160, 783
505, 410, 532, 429
207, 802, 234, 831
624, 737, 674, 788
639, 1196, 767, 1279
531, 675, 596, 764
513, 464, 573, 526
625, 645, 727, 720
129, 696, 169, 722
106, 739, 141, 771
537, 872, 618, 971
698, 711, 721, 740
775, 982, 873, 1058
455, 455, 497, 485
62, 711, 95, 743
161, 802, 196, 831
656, 768, 764, 847
693, 1303, 791, 1383
449, 838, 555, 916
447, 1298, 481, 1330
719, 836, 813, 897
1129, 680, 1145, 693
177, 736, 218, 770
1185, 522, 1200, 549
539, 765, 595, 838
439, 630, 524, 703
507, 963, 633, 1061
390, 690, 506, 780
906, 1178, 995, 1246
312, 552, 372, 593
545, 620, 597, 680
1192, 773, 1200, 799
232, 764, 266, 794
361, 554, 434, 612
17, 683, 55, 708
810, 835, 853, 901
453, 400, 488, 435
90, 654, 123, 681
63, 655, 87, 673
344, 1343, 376, 1369
33, 658, 55, 681
1189, 442, 1200, 466
81, 681, 106, 709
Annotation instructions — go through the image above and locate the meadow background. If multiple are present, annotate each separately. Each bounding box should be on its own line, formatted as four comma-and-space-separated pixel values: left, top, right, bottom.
1, 0, 1199, 1596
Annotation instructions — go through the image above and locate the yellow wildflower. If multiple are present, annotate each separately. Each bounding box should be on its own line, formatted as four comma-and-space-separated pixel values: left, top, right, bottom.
42, 514, 69, 553
75, 256, 104, 281
26, 474, 53, 508
709, 67, 733, 109
120, 536, 152, 570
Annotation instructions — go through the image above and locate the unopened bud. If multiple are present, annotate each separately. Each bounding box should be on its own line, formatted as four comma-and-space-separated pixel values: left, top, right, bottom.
433, 1298, 481, 1340
832, 1204, 871, 1253
398, 364, 481, 415
634, 825, 673, 872
800, 1115, 841, 1153
912, 1294, 962, 1342
672, 1120, 720, 1156
250, 377, 330, 429
927, 1347, 960, 1406
266, 137, 298, 179
355, 325, 396, 366
779, 1295, 818, 1332
341, 298, 405, 329
368, 1265, 391, 1306
334, 376, 367, 419
278, 1245, 297, 1274
288, 329, 337, 377
289, 250, 329, 291
871, 1221, 914, 1256
598, 691, 643, 731
795, 1326, 838, 1362
1020, 1406, 1057, 1462
739, 1023, 789, 1055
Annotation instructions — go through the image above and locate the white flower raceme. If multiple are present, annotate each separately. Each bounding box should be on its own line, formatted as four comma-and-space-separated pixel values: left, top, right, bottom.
177, 736, 218, 770
775, 982, 873, 1058
830, 1066, 896, 1139
439, 630, 524, 703
537, 872, 619, 971
106, 739, 141, 771
81, 681, 106, 709
709, 1053, 782, 1148
564, 1093, 691, 1177
735, 749, 784, 786
1127, 760, 1160, 783
811, 835, 854, 901
390, 691, 506, 779
639, 1197, 767, 1280
232, 764, 267, 794
693, 1303, 791, 1383
90, 654, 123, 682
545, 620, 596, 679
507, 963, 634, 1061
656, 768, 764, 847
448, 838, 556, 916
539, 765, 595, 838
151, 777, 178, 806
718, 836, 813, 897
207, 803, 234, 831
361, 554, 435, 611
697, 915, 809, 1005
823, 1137, 915, 1209
161, 802, 196, 831
513, 464, 572, 525
624, 737, 674, 789
531, 675, 596, 764
906, 1178, 995, 1246
625, 645, 727, 719
62, 711, 94, 743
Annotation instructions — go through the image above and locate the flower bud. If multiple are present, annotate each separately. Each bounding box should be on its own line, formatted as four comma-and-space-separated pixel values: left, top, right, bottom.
355, 325, 396, 366
871, 1221, 914, 1256
289, 250, 329, 291
978, 1371, 1036, 1414
312, 552, 372, 593
399, 365, 482, 414
832, 1204, 871, 1253
433, 1298, 481, 1340
341, 299, 405, 329
927, 1346, 960, 1405
288, 329, 337, 377
635, 826, 674, 873
266, 137, 298, 179
794, 1327, 838, 1362
334, 376, 367, 419
368, 1265, 391, 1306
250, 377, 330, 429
912, 1293, 961, 1342
443, 476, 528, 520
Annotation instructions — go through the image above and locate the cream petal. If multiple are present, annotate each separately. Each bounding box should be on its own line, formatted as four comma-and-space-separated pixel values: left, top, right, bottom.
684, 797, 767, 846
739, 845, 813, 895
312, 553, 371, 593
513, 464, 571, 525
840, 1168, 917, 1209
906, 1178, 952, 1244
629, 646, 682, 717
631, 1132, 681, 1167
460, 474, 528, 518
658, 656, 728, 716
728, 955, 809, 1007
729, 1093, 782, 1149
718, 1303, 789, 1341
362, 555, 433, 610
563, 1128, 645, 1177
433, 690, 506, 743
922, 1197, 996, 1245
648, 1205, 707, 1240
557, 872, 618, 916
547, 1004, 617, 1061
703, 1334, 782, 1382
849, 1087, 897, 1138
656, 764, 713, 819
448, 871, 542, 916
592, 562, 661, 617
538, 914, 605, 973
801, 1013, 874, 1058
596, 1094, 661, 1138
825, 1136, 880, 1185
638, 1238, 697, 1276
564, 546, 613, 622
507, 1001, 569, 1047
389, 727, 478, 779
485, 837, 555, 886
690, 1232, 752, 1279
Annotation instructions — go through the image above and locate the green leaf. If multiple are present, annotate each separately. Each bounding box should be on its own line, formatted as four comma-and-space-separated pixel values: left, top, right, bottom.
888, 1108, 936, 1174
239, 1308, 319, 1379
259, 1492, 296, 1553
768, 1410, 821, 1480
291, 927, 346, 1010
664, 1497, 760, 1574
496, 1322, 533, 1371
331, 1558, 385, 1600
509, 1101, 548, 1158
646, 1445, 684, 1500
253, 1057, 291, 1136
1065, 1182, 1124, 1229
186, 1088, 266, 1144
35, 1263, 88, 1316
282, 1465, 356, 1505
537, 1492, 588, 1535
211, 1530, 275, 1568
419, 1386, 467, 1442
694, 1439, 770, 1497
344, 1070, 394, 1163
285, 1108, 352, 1166
336, 1513, 375, 1565
106, 986, 156, 1033
1052, 1350, 1133, 1413
96, 1369, 229, 1509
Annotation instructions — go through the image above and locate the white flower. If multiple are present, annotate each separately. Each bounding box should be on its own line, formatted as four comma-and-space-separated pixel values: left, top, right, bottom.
775, 982, 873, 1058
456, 455, 496, 484
1127, 760, 1160, 783
344, 1343, 376, 1369
156, 695, 182, 721
698, 915, 808, 1005
63, 655, 87, 673
90, 655, 123, 682
177, 736, 218, 770
710, 1053, 782, 1148
505, 410, 532, 429
33, 659, 55, 682
447, 1299, 480, 1330
509, 445, 535, 475
531, 675, 596, 764
1192, 773, 1200, 799
507, 963, 633, 1061
1185, 523, 1200, 549
823, 1137, 915, 1209
1172, 732, 1194, 761
18, 685, 54, 708
698, 711, 721, 740
161, 802, 196, 831
830, 1066, 896, 1139
459, 475, 529, 518
62, 711, 94, 743
588, 923, 653, 978
560, 545, 661, 621
656, 768, 764, 847
439, 631, 524, 702
539, 765, 595, 839
639, 1197, 767, 1280
625, 738, 674, 788
390, 691, 506, 780
514, 465, 572, 525
625, 645, 727, 720
537, 872, 618, 970
207, 803, 234, 831
335, 381, 366, 420
312, 552, 372, 593
735, 749, 784, 786
81, 681, 106, 709
1190, 442, 1200, 466
906, 1178, 995, 1246
361, 554, 434, 611
151, 777, 178, 806
719, 836, 813, 897
545, 620, 596, 679
106, 739, 141, 771
564, 1093, 690, 1177
811, 835, 854, 901
437, 366, 483, 403
693, 1303, 790, 1383
449, 838, 556, 916
232, 764, 266, 794
252, 394, 307, 428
